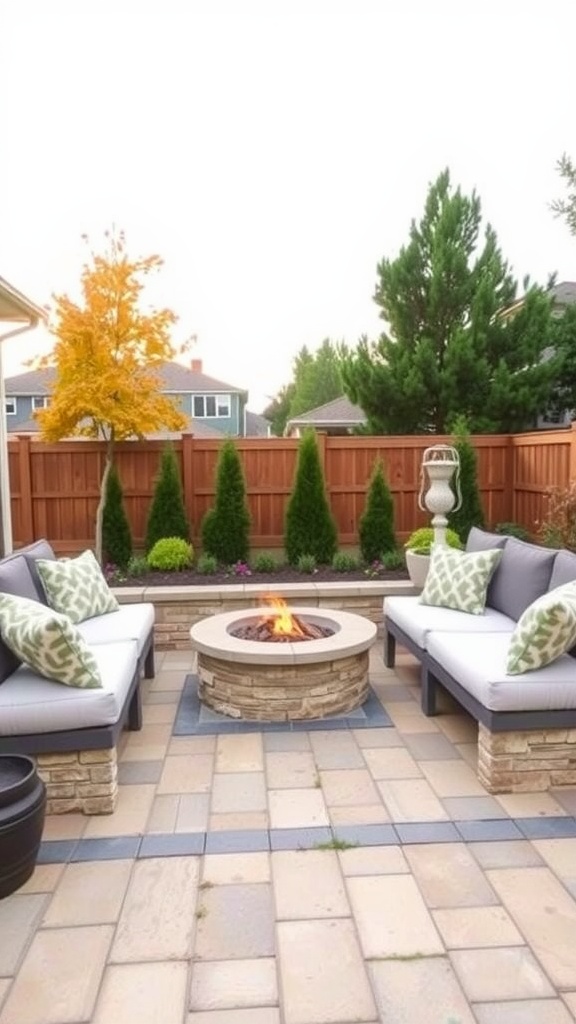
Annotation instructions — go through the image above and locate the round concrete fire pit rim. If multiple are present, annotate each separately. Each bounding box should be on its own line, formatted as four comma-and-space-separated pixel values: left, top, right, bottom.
190, 606, 377, 665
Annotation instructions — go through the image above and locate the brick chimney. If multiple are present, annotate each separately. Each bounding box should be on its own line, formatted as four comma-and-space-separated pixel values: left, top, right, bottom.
191, 359, 203, 373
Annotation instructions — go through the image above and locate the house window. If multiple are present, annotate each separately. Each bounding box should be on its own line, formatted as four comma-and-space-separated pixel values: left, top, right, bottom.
5, 397, 16, 416
32, 396, 49, 410
193, 394, 231, 418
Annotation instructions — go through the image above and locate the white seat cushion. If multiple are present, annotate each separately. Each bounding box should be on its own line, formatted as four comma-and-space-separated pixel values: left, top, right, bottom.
0, 640, 138, 736
76, 603, 154, 658
426, 631, 576, 713
384, 595, 514, 650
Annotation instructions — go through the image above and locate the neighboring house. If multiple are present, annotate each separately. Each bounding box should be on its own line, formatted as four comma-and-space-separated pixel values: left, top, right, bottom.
284, 395, 366, 437
3, 358, 267, 438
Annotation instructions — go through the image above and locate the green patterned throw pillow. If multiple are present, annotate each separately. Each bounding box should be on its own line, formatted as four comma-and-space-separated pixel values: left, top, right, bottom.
420, 545, 503, 615
506, 582, 576, 675
36, 549, 119, 624
0, 594, 102, 688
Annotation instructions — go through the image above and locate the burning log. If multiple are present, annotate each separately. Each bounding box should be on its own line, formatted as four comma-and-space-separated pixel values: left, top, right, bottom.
231, 613, 333, 643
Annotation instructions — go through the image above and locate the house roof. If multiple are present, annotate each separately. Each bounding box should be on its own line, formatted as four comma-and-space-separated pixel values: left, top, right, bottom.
285, 395, 366, 431
4, 360, 247, 397
245, 410, 271, 437
549, 281, 576, 306
0, 277, 47, 326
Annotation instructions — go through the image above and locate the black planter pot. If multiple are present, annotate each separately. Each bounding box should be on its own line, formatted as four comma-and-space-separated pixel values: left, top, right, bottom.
0, 755, 47, 899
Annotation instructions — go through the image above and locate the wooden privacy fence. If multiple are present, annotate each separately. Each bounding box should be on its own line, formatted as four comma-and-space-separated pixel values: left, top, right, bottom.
7, 426, 576, 555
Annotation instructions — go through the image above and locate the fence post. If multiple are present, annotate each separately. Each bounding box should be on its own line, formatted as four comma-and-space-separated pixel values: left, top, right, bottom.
17, 435, 34, 544
569, 422, 576, 484
181, 433, 195, 537
504, 434, 514, 526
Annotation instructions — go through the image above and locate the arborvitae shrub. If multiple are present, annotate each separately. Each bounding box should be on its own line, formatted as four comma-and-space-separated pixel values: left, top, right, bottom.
145, 445, 190, 553
102, 463, 133, 569
284, 430, 337, 565
358, 460, 396, 562
448, 415, 485, 543
201, 439, 251, 563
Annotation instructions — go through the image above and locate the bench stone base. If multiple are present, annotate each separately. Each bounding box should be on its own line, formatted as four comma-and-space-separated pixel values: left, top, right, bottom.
37, 748, 118, 814
478, 724, 576, 793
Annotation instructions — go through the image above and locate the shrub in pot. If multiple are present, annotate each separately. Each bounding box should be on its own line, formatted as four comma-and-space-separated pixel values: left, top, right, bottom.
404, 527, 463, 588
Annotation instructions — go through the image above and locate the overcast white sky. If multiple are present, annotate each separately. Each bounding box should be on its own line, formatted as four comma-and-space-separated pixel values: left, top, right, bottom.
1, 0, 576, 413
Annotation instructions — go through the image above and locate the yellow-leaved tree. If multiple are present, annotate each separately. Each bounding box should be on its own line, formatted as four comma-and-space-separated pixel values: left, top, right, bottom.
36, 230, 188, 563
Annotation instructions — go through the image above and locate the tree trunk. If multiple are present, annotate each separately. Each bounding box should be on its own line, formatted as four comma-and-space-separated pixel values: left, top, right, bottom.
95, 438, 115, 565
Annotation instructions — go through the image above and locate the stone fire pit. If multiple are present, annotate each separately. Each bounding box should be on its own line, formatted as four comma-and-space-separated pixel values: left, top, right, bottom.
190, 606, 377, 721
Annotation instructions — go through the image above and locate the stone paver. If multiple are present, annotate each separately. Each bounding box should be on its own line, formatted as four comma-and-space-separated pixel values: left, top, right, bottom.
277, 918, 377, 1023
473, 999, 575, 1024
111, 856, 199, 962
0, 925, 113, 1024
346, 874, 444, 957
432, 905, 523, 948
157, 754, 214, 794
268, 788, 329, 828
487, 866, 576, 988
369, 957, 477, 1024
93, 961, 188, 1024
272, 849, 349, 919
43, 859, 133, 926
216, 734, 263, 772
377, 778, 449, 820
319, 768, 381, 806
202, 852, 270, 885
194, 884, 275, 959
188, 1012, 281, 1024
405, 843, 498, 907
265, 751, 318, 788
0, 894, 48, 975
189, 959, 278, 1011
211, 772, 267, 813
450, 947, 556, 1001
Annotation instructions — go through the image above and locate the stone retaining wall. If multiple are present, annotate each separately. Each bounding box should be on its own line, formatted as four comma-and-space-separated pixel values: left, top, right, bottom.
115, 580, 416, 651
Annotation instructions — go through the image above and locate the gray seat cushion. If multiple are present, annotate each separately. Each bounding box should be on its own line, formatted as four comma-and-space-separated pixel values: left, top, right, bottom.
486, 537, 556, 621
0, 640, 138, 736
76, 603, 155, 658
384, 595, 514, 650
426, 631, 576, 713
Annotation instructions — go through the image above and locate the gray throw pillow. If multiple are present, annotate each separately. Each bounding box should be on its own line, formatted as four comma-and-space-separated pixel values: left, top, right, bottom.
486, 537, 556, 621
466, 527, 508, 553
549, 550, 576, 590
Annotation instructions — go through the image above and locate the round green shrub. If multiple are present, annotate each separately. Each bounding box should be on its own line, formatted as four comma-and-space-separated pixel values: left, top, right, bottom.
253, 553, 279, 573
147, 537, 194, 571
332, 552, 361, 572
405, 527, 462, 555
196, 553, 218, 575
296, 553, 317, 574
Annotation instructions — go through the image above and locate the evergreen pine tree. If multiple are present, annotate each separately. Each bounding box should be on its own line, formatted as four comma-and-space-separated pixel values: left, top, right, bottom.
201, 439, 250, 563
448, 415, 485, 543
358, 460, 396, 562
340, 169, 557, 433
145, 445, 190, 553
102, 462, 132, 568
284, 430, 337, 565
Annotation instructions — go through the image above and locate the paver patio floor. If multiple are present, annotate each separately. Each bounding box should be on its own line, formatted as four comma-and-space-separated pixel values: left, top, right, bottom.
2, 644, 576, 1023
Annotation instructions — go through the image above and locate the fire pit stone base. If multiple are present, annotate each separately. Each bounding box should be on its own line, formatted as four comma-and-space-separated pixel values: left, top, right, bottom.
197, 649, 370, 721
190, 606, 377, 722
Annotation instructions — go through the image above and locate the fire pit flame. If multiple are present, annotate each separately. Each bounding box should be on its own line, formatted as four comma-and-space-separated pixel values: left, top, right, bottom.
265, 596, 308, 638
229, 596, 335, 643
